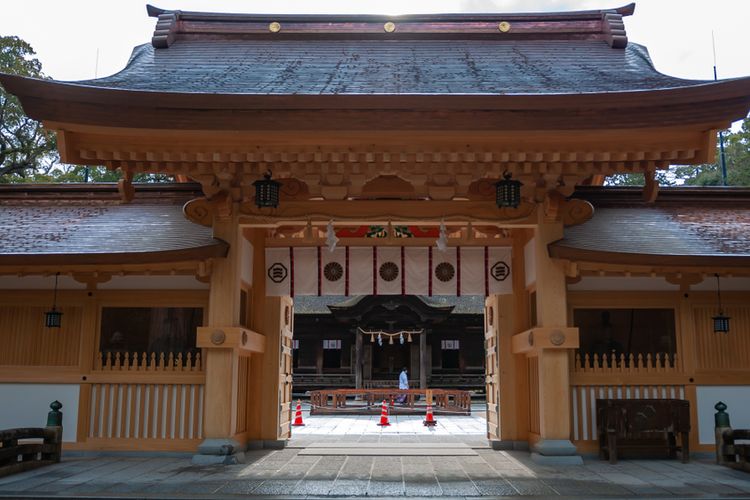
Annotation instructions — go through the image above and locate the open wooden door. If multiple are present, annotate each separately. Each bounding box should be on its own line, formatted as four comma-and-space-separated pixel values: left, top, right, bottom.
485, 297, 501, 440
278, 296, 294, 439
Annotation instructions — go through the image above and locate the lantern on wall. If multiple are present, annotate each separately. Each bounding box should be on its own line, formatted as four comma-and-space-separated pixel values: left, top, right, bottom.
45, 273, 63, 328
495, 171, 522, 208
252, 170, 281, 208
712, 273, 730, 334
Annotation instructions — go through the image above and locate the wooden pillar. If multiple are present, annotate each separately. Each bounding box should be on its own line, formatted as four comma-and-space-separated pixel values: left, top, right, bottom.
247, 228, 265, 444
199, 216, 246, 455
355, 329, 363, 389
419, 330, 428, 389
523, 217, 581, 463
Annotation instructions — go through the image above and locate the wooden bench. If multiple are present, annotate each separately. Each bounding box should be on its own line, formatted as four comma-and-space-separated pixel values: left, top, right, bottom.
0, 401, 63, 478
597, 399, 690, 464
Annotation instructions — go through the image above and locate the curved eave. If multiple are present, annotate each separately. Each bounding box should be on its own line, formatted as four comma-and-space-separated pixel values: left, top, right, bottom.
549, 244, 750, 268
0, 241, 229, 267
4, 73, 750, 111
4, 74, 750, 131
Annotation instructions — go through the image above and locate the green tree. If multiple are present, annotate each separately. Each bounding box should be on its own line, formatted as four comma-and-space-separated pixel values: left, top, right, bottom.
672, 116, 750, 186
1, 36, 173, 184
606, 115, 750, 187
0, 36, 58, 181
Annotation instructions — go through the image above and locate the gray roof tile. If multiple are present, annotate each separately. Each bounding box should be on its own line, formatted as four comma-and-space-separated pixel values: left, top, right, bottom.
74, 40, 705, 95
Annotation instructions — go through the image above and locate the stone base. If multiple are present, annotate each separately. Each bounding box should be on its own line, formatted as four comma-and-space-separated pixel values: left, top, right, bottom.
530, 439, 582, 465
532, 439, 578, 456
490, 440, 529, 451
530, 452, 584, 465
192, 438, 246, 465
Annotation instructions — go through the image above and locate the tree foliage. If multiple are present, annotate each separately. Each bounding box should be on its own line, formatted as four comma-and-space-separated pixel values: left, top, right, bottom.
606, 115, 750, 187
1, 36, 173, 183
672, 116, 750, 186
0, 36, 58, 181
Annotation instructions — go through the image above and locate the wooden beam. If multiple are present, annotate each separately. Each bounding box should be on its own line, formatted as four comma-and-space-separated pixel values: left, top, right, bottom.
197, 326, 266, 355
511, 327, 580, 355
237, 200, 537, 226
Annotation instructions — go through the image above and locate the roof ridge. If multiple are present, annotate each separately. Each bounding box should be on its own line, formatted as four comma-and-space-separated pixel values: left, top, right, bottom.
146, 3, 634, 49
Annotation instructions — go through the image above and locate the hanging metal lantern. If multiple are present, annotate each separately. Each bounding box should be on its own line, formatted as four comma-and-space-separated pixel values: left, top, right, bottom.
713, 274, 730, 334
495, 171, 522, 208
45, 273, 63, 328
252, 170, 281, 208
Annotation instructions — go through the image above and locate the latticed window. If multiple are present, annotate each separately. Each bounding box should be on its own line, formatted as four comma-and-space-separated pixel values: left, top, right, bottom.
573, 308, 677, 369
99, 307, 203, 368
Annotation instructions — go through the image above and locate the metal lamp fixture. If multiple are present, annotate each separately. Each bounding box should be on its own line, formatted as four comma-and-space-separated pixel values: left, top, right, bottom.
495, 171, 522, 208
45, 273, 63, 328
712, 273, 730, 334
252, 170, 281, 208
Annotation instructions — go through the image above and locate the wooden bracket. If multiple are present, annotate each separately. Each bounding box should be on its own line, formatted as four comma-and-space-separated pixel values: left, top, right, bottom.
511, 327, 580, 356
643, 169, 659, 203
183, 193, 232, 227
72, 272, 112, 290
197, 327, 266, 355
664, 273, 703, 292
117, 171, 135, 203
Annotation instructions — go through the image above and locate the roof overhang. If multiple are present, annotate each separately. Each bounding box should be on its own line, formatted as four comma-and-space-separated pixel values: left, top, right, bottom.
3, 74, 750, 131
0, 242, 229, 267
549, 245, 750, 269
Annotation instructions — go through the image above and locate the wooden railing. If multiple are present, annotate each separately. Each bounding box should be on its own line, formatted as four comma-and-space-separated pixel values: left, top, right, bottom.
87, 382, 204, 449
572, 351, 679, 374
95, 351, 203, 372
309, 388, 471, 415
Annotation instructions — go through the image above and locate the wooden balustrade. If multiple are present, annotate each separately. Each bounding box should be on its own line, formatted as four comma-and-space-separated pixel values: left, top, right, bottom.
87, 382, 204, 450
309, 388, 471, 415
95, 351, 203, 372
572, 351, 678, 374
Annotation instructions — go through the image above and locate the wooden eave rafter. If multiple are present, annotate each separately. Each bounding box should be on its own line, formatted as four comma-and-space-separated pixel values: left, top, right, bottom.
549, 245, 750, 269
2, 74, 750, 131
0, 243, 228, 267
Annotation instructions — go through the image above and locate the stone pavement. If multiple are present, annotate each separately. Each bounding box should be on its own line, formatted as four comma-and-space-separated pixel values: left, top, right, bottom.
1, 439, 750, 499
1, 411, 749, 498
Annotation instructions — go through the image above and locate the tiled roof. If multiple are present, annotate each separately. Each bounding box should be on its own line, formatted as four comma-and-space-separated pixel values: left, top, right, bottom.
294, 295, 484, 314
551, 188, 750, 266
0, 184, 227, 264
72, 40, 705, 96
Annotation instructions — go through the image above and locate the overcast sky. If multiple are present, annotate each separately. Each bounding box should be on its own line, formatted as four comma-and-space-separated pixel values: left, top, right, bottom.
2, 0, 749, 97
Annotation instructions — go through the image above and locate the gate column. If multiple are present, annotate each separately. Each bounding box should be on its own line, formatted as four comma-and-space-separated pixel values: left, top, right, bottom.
510, 219, 582, 464
193, 213, 265, 464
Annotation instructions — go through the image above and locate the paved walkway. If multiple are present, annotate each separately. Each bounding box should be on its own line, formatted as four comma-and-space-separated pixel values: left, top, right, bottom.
1, 412, 749, 498
1, 445, 750, 498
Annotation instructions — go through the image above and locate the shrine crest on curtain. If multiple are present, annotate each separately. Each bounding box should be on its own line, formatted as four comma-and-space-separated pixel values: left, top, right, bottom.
265, 246, 512, 296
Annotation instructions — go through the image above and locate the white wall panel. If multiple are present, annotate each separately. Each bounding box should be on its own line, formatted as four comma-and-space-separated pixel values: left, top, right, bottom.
696, 385, 750, 444
0, 384, 80, 442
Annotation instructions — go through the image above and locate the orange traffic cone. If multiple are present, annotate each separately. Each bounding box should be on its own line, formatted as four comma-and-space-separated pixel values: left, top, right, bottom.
423, 404, 437, 426
292, 400, 305, 427
377, 399, 391, 426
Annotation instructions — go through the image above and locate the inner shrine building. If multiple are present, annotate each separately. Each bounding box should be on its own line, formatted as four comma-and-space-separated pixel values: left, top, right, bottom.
1, 3, 750, 464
